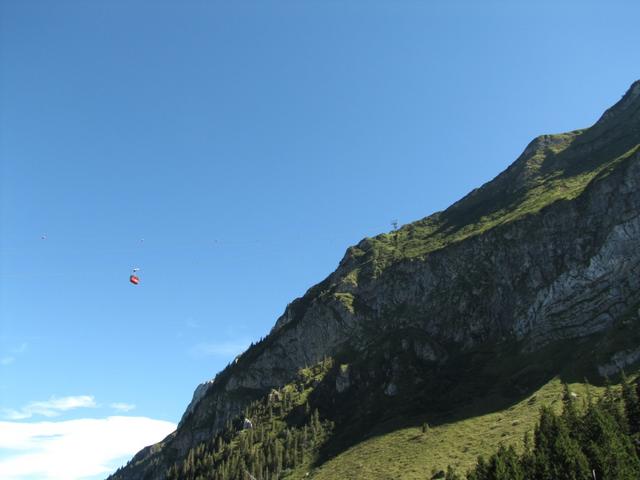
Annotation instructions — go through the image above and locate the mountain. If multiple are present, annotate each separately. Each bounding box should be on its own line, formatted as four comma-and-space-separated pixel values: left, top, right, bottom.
109, 80, 640, 479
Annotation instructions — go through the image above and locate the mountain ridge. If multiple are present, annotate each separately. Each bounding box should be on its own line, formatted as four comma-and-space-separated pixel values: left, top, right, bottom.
109, 79, 640, 480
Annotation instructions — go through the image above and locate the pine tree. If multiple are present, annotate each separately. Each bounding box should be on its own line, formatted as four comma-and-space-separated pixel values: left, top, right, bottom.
520, 431, 535, 475
487, 445, 525, 480
444, 465, 460, 480
528, 406, 591, 480
548, 420, 591, 480
582, 402, 640, 479
532, 407, 556, 480
467, 456, 489, 480
601, 377, 628, 432
562, 383, 581, 434
622, 373, 640, 435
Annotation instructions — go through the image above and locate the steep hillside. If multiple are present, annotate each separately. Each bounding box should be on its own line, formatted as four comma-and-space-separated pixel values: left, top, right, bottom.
109, 80, 640, 480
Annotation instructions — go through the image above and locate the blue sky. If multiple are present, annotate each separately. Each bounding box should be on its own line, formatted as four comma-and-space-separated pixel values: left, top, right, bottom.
1, 0, 639, 478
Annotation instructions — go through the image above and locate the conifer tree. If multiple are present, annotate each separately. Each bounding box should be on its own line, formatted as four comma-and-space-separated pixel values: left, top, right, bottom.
532, 407, 555, 480
444, 465, 461, 480
562, 383, 581, 434
520, 431, 535, 475
601, 377, 628, 431
466, 456, 489, 480
487, 445, 524, 480
622, 372, 640, 436
582, 402, 640, 479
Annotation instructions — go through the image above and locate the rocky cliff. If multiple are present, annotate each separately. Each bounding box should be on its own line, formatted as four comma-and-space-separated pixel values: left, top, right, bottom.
109, 80, 640, 480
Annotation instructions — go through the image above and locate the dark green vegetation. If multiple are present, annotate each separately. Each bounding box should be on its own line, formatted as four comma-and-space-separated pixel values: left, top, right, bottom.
110, 360, 334, 480
112, 361, 640, 479
460, 377, 640, 480
112, 317, 640, 479
167, 361, 334, 480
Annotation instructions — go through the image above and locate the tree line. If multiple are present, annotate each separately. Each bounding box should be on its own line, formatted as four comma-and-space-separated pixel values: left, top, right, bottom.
443, 375, 640, 480
166, 360, 334, 480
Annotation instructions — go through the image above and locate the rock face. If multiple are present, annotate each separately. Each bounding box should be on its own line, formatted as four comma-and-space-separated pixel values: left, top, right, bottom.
109, 80, 640, 480
598, 346, 640, 378
335, 365, 351, 393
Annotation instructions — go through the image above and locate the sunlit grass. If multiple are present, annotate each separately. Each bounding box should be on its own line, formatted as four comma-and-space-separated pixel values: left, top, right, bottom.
287, 378, 613, 479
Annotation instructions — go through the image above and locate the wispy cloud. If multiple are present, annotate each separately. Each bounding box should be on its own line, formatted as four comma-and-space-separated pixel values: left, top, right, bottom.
189, 340, 249, 358
185, 318, 199, 329
0, 416, 176, 480
1, 343, 28, 367
2, 396, 97, 420
1, 356, 15, 366
12, 343, 28, 354
110, 402, 136, 413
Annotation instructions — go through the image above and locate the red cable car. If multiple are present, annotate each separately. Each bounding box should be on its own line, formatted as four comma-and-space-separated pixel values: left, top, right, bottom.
129, 275, 140, 285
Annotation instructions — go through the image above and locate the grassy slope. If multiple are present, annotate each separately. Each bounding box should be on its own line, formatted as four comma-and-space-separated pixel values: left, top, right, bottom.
341, 137, 639, 285
286, 296, 640, 479
174, 335, 638, 480
294, 378, 599, 479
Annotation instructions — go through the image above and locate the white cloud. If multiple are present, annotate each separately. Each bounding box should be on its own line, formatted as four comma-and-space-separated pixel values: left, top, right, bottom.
189, 340, 249, 358
0, 416, 176, 480
110, 403, 136, 413
0, 343, 28, 367
3, 395, 97, 420
1, 356, 15, 366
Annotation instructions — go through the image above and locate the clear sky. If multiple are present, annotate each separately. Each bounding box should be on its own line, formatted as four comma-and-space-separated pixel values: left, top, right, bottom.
1, 0, 639, 478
